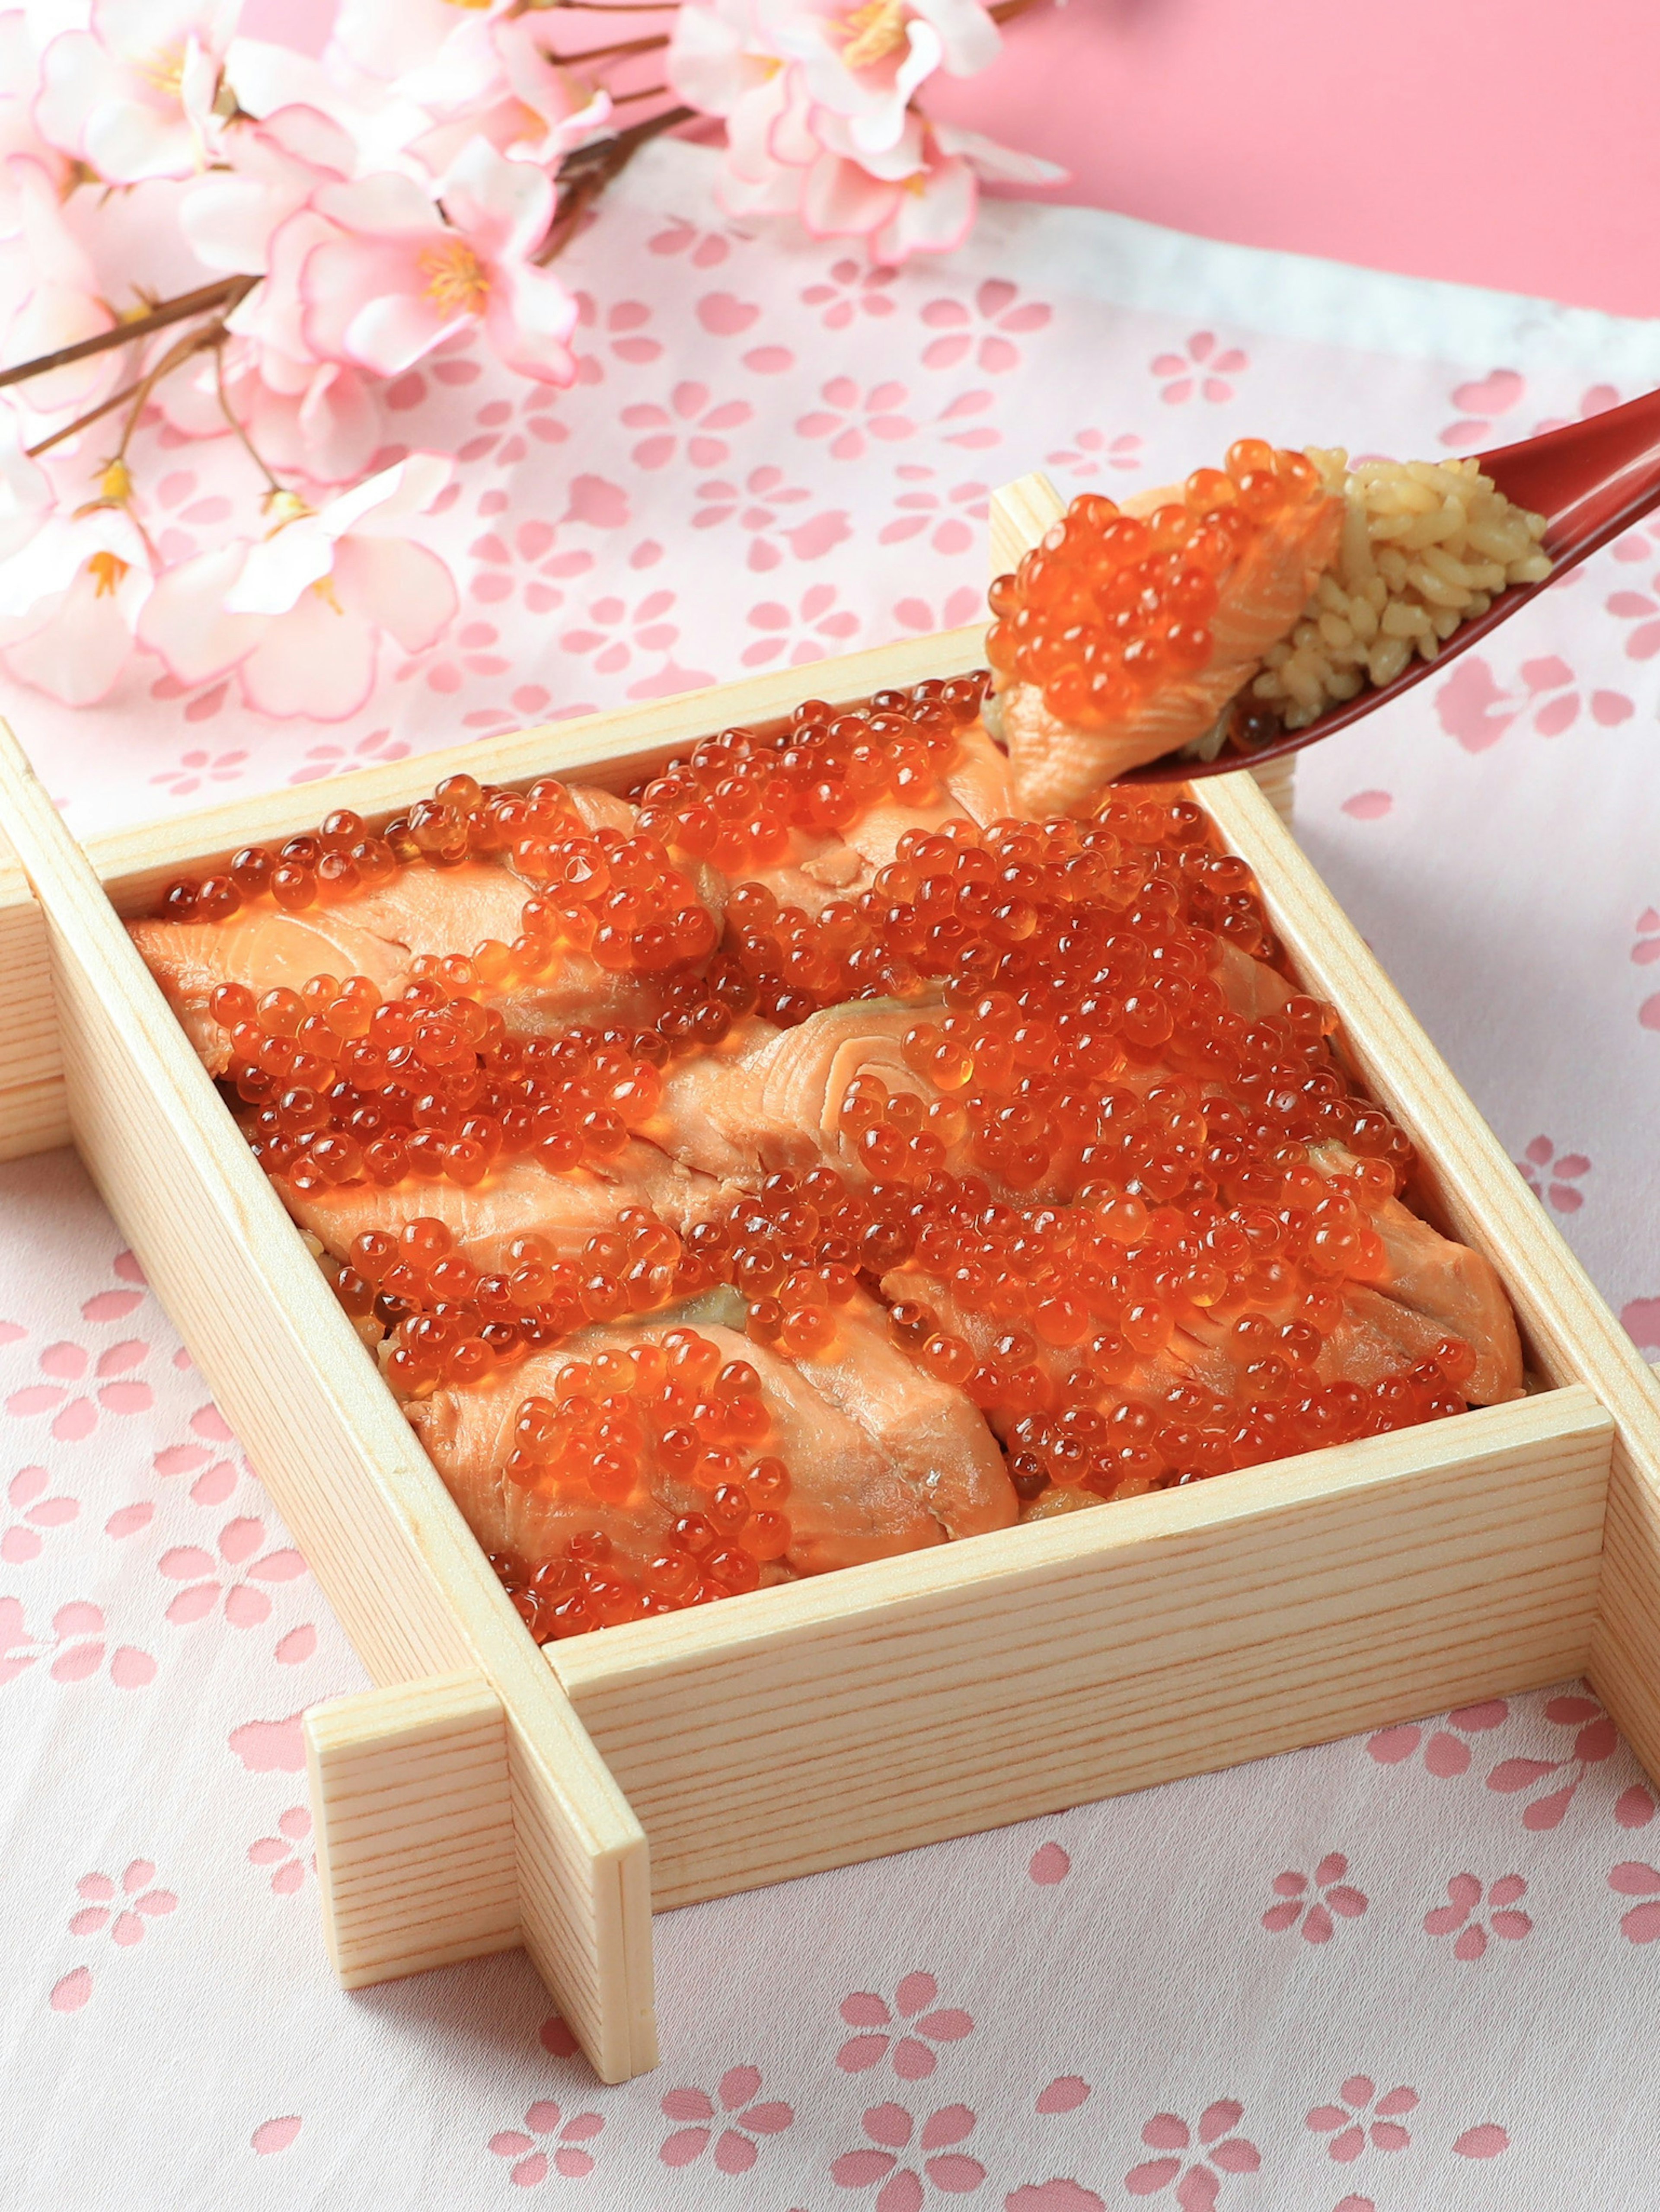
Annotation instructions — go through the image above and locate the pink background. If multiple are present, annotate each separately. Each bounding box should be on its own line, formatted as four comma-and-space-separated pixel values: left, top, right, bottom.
248, 0, 1657, 317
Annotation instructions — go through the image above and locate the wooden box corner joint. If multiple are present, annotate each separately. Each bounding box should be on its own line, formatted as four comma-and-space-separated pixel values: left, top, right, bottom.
2, 471, 1659, 2085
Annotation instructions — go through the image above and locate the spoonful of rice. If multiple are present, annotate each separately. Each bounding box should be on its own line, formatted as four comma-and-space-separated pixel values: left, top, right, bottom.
983, 387, 1660, 799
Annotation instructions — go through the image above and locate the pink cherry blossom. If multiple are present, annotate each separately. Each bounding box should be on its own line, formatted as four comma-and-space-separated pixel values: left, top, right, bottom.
0, 156, 121, 430
3, 1334, 154, 1439
0, 1596, 156, 1688
1424, 1872, 1532, 1961
838, 1972, 974, 2079
741, 579, 859, 665
391, 14, 614, 177
659, 2064, 794, 2171
1516, 1134, 1591, 1213
138, 454, 457, 720
1260, 1851, 1369, 1943
1124, 2101, 1260, 2206
0, 494, 152, 707
70, 1859, 178, 1945
300, 142, 578, 385
488, 2098, 605, 2186
329, 0, 513, 83
1306, 2076, 1418, 2163
801, 113, 1062, 264
763, 0, 1002, 158
36, 0, 238, 184
1150, 331, 1248, 406
918, 277, 1050, 373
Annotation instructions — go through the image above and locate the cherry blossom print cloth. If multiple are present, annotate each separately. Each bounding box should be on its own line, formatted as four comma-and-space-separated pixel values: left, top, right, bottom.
6, 141, 1660, 2211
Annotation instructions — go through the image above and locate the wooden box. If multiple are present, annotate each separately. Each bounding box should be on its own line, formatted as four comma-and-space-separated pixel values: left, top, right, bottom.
2, 475, 1658, 2087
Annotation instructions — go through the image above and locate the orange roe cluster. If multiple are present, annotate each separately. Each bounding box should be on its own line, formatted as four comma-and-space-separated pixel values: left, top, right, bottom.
491, 1328, 794, 1639
335, 1210, 693, 1395
985, 440, 1323, 730
214, 975, 667, 1193
160, 773, 718, 983
631, 677, 985, 864
869, 1168, 1477, 1497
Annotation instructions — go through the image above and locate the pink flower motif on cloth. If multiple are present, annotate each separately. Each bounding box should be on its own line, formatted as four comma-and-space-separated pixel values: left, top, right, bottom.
1028, 1841, 1070, 1885
1623, 1296, 1660, 1354
488, 2100, 604, 2186
1485, 1690, 1617, 1828
4, 1334, 153, 1440
830, 2100, 984, 2206
893, 587, 984, 635
1424, 1872, 1532, 1961
742, 582, 860, 667
251, 2116, 302, 2156
149, 746, 249, 797
880, 472, 988, 557
1, 1465, 78, 1563
570, 293, 663, 369
837, 1971, 974, 2078
1045, 428, 1143, 479
1151, 333, 1247, 406
658, 2063, 794, 2171
559, 589, 682, 678
1617, 1781, 1658, 1828
248, 1806, 316, 1896
918, 280, 1051, 373
801, 258, 900, 329
1434, 653, 1632, 753
647, 217, 734, 268
0, 1596, 156, 1689
1609, 1861, 1660, 1943
289, 728, 410, 785
1516, 1135, 1590, 1213
70, 1860, 178, 1946
692, 465, 852, 571
159, 1514, 308, 1629
1438, 367, 1526, 450
1306, 2077, 1418, 2162
1035, 2077, 1090, 2113
1261, 1851, 1368, 1942
797, 377, 916, 461
1531, 383, 1621, 435
1367, 1697, 1509, 1778
621, 381, 753, 470
1124, 2100, 1260, 2205
1602, 563, 1660, 661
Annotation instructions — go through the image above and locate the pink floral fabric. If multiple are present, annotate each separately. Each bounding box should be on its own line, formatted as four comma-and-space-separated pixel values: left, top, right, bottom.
5, 144, 1660, 2206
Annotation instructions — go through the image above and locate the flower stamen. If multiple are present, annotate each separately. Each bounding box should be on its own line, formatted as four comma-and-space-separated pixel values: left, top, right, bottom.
838, 0, 910, 67
86, 551, 129, 598
419, 237, 490, 319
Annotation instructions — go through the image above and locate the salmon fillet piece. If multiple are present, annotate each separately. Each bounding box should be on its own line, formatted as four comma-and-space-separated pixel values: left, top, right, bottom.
408, 1300, 1008, 1580
130, 854, 668, 1077
993, 491, 1344, 811
640, 1000, 936, 1187
277, 1142, 733, 1272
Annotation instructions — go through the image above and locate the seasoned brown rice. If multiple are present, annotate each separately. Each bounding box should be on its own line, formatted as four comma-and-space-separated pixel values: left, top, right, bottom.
1248, 450, 1551, 729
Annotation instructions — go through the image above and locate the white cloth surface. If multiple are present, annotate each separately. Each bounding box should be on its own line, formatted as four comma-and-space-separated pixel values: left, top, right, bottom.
5, 141, 1660, 2211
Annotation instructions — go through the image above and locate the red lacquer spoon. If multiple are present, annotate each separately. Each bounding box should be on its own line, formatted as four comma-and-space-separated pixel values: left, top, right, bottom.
1118, 386, 1660, 782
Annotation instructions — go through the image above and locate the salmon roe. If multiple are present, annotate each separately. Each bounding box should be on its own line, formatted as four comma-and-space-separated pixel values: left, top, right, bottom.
985, 442, 1323, 731
149, 673, 1484, 1644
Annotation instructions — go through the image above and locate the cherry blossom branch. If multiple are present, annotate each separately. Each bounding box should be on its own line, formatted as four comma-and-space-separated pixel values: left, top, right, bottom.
0, 275, 255, 393
214, 338, 282, 494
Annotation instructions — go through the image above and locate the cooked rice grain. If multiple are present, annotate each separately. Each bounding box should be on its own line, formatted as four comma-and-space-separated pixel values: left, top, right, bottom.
1250, 451, 1550, 728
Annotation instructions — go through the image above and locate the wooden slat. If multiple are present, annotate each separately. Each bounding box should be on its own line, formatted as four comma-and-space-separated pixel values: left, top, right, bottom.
85, 624, 989, 919
0, 723, 654, 2083
553, 1387, 1611, 1908
0, 823, 66, 1158
306, 1672, 519, 1987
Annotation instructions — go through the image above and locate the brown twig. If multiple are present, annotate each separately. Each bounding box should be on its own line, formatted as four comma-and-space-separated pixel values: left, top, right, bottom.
25, 373, 147, 458
214, 339, 282, 493
546, 30, 668, 64
0, 275, 255, 393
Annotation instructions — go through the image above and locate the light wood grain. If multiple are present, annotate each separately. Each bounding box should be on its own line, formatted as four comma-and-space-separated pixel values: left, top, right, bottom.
0, 824, 66, 1159
554, 1386, 1611, 1908
306, 1671, 519, 1986
0, 723, 654, 2083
